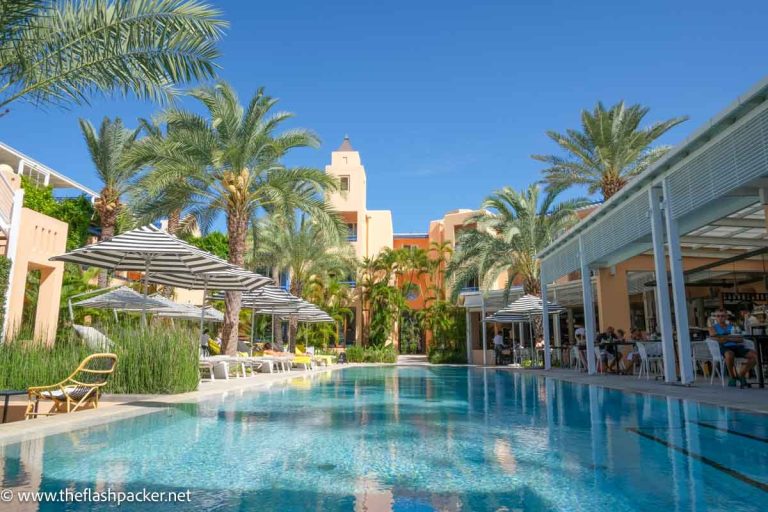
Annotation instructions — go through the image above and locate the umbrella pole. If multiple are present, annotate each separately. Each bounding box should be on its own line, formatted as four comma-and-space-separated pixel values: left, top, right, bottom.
199, 278, 208, 343
250, 308, 256, 345
141, 256, 150, 327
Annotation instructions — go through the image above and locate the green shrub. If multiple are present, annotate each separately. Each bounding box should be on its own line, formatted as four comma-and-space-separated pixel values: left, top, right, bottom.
0, 256, 11, 331
101, 323, 200, 394
345, 345, 397, 363
427, 347, 467, 364
0, 323, 199, 394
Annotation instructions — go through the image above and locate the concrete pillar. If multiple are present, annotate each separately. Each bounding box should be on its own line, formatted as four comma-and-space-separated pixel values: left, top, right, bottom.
649, 187, 677, 383
553, 313, 562, 347
465, 308, 472, 364
33, 266, 63, 345
643, 290, 654, 333
481, 294, 488, 366
695, 298, 706, 328
541, 277, 551, 370
567, 308, 575, 343
579, 236, 597, 374
662, 179, 694, 384
596, 266, 631, 332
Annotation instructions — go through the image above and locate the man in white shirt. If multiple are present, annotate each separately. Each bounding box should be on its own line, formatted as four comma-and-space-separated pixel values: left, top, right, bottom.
493, 332, 504, 348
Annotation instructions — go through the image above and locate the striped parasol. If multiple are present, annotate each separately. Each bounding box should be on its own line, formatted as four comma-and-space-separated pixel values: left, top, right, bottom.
147, 294, 224, 322
493, 294, 565, 317
50, 225, 232, 274
73, 286, 169, 310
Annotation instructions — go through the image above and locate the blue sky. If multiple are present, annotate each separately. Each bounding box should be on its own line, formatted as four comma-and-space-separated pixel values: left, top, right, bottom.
1, 0, 766, 232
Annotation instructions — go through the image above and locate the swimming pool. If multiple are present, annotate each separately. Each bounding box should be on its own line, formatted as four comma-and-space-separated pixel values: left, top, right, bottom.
1, 366, 766, 511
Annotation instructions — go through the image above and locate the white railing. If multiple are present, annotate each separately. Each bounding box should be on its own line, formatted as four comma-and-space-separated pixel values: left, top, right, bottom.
0, 172, 15, 232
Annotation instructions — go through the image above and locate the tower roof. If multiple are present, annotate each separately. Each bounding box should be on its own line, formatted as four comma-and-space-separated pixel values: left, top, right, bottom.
336, 135, 355, 152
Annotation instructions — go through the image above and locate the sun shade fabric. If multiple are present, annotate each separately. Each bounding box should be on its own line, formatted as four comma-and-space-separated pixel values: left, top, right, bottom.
147, 294, 224, 322
483, 312, 529, 323
50, 225, 232, 274
211, 285, 301, 306
146, 267, 271, 292
496, 294, 566, 315
72, 287, 169, 310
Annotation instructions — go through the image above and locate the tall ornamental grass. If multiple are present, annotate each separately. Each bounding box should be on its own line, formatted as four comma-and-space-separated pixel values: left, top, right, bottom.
0, 331, 90, 391
0, 323, 200, 394
102, 323, 200, 394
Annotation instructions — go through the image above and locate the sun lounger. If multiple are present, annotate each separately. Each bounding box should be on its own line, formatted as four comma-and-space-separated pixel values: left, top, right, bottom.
26, 353, 118, 419
72, 325, 115, 351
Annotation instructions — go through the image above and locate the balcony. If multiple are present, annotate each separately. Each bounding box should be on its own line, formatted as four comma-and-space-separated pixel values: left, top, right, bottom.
346, 234, 358, 242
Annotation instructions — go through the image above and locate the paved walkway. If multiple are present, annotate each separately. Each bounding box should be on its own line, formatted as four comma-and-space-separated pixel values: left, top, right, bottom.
397, 354, 428, 365
519, 367, 768, 414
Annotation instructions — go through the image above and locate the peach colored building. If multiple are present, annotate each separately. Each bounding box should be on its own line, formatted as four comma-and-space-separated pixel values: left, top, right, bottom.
325, 138, 511, 349
0, 142, 98, 344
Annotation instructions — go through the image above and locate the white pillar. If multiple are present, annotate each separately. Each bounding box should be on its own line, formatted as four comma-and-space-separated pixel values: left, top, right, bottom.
481, 294, 488, 366
541, 277, 551, 370
663, 179, 694, 385
465, 308, 472, 364
1, 187, 24, 341
579, 236, 597, 374
649, 186, 677, 383
553, 313, 562, 346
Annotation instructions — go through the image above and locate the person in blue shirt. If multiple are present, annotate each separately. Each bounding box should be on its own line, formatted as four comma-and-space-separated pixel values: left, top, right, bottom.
708, 309, 758, 387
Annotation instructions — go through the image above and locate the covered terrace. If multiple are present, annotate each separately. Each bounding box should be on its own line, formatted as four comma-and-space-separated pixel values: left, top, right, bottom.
539, 77, 768, 383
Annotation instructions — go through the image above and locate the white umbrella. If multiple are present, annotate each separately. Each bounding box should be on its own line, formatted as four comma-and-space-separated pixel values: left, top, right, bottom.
70, 286, 170, 322
51, 225, 233, 323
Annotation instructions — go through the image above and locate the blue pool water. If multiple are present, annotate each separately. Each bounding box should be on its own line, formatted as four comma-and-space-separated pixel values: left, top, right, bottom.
1, 367, 767, 511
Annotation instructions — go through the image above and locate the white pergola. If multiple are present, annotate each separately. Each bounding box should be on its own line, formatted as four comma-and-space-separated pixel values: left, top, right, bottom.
538, 77, 768, 382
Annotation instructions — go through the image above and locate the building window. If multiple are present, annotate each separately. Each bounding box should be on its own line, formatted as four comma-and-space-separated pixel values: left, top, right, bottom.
340, 176, 350, 191
346, 223, 357, 241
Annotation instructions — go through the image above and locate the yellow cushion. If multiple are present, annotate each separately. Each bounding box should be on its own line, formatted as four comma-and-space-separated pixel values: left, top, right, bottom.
208, 339, 221, 355
237, 351, 248, 358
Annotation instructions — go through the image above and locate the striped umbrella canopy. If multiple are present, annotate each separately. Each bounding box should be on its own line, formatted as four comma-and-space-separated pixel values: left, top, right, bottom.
73, 286, 169, 310
211, 285, 301, 307
50, 225, 232, 275
483, 311, 529, 323
147, 294, 224, 322
147, 267, 271, 292
496, 294, 566, 316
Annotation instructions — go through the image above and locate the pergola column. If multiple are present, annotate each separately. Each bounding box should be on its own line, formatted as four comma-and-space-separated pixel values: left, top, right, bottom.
465, 308, 472, 364
481, 294, 488, 366
649, 186, 677, 383
541, 277, 551, 370
663, 178, 694, 384
579, 236, 597, 375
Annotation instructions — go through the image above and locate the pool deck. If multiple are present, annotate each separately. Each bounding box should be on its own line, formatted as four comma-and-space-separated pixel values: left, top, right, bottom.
0, 364, 355, 446
503, 366, 768, 415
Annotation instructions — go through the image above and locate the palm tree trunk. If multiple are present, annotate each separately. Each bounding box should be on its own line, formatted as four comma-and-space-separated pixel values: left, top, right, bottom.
97, 223, 115, 288
601, 176, 626, 200
167, 209, 181, 234
222, 209, 248, 356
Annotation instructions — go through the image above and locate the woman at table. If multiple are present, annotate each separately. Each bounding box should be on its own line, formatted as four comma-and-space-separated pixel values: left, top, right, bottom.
708, 308, 758, 387
597, 326, 620, 372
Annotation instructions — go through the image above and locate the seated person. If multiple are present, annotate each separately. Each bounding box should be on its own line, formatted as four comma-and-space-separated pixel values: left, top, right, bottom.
597, 326, 620, 371
262, 342, 292, 358
708, 308, 758, 387
493, 332, 507, 365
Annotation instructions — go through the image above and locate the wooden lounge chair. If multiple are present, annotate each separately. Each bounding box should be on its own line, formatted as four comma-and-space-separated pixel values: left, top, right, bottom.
25, 353, 118, 419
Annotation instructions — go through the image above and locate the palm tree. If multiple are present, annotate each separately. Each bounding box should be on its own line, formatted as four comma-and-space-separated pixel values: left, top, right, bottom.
79, 117, 142, 287
0, 0, 225, 112
249, 215, 353, 350
447, 183, 590, 299
127, 82, 339, 355
532, 101, 687, 200
249, 215, 352, 299
302, 276, 353, 348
